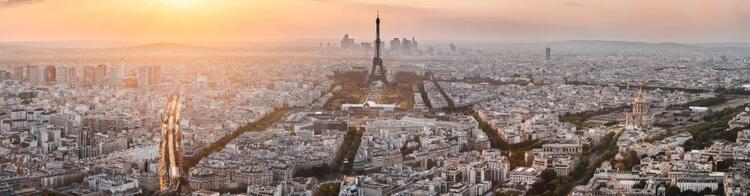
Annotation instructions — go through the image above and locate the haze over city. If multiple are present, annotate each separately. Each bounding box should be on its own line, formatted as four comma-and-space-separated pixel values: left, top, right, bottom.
1, 0, 750, 43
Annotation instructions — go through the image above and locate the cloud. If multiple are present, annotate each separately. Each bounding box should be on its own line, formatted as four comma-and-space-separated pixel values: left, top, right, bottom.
0, 0, 43, 7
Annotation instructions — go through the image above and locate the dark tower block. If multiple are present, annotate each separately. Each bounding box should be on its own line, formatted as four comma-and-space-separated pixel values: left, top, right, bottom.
367, 13, 388, 85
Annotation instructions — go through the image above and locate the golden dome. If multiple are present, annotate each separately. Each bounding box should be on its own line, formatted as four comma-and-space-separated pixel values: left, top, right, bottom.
634, 87, 645, 103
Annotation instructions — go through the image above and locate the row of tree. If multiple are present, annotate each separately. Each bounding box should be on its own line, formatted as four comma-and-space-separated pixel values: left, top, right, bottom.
524, 131, 622, 196
182, 107, 290, 171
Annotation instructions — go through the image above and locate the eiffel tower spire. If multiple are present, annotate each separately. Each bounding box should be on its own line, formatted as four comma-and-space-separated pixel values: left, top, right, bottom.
367, 12, 388, 85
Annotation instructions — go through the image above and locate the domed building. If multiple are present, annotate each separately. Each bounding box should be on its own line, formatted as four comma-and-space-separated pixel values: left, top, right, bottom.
625, 88, 654, 130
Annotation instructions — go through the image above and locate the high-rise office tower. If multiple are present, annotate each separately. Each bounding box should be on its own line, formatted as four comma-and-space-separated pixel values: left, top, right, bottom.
0, 70, 8, 81
545, 47, 551, 61
150, 65, 161, 85
13, 66, 24, 82
26, 65, 41, 85
138, 66, 149, 88
95, 64, 107, 86
340, 34, 355, 50
390, 38, 401, 53
360, 42, 372, 52
78, 127, 95, 159
104, 63, 124, 87
84, 66, 96, 86
55, 66, 70, 86
401, 38, 412, 55
0, 70, 10, 81
138, 65, 162, 88
66, 66, 77, 86
44, 65, 56, 85
412, 37, 418, 52
55, 66, 67, 85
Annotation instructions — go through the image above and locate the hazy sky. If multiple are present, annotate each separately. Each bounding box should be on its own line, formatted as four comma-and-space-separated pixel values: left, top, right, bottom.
1, 0, 749, 43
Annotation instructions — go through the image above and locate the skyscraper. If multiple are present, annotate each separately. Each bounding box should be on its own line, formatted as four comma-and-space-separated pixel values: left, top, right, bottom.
411, 37, 418, 52
95, 64, 107, 86
367, 13, 388, 85
26, 65, 41, 86
138, 66, 150, 88
545, 47, 551, 61
401, 38, 412, 55
12, 66, 24, 82
44, 65, 56, 85
340, 34, 355, 50
138, 65, 161, 88
151, 65, 161, 85
55, 66, 67, 86
78, 119, 98, 159
0, 70, 9, 81
84, 66, 96, 86
390, 38, 401, 53
66, 66, 77, 86
104, 62, 124, 87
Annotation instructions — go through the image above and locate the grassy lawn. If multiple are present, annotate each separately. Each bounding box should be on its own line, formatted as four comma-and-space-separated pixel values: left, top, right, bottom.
318, 181, 342, 196
324, 71, 368, 110
648, 103, 747, 147
381, 72, 424, 110
559, 105, 629, 129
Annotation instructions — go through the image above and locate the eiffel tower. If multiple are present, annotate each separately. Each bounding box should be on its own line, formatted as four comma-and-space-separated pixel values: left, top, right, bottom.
366, 13, 388, 85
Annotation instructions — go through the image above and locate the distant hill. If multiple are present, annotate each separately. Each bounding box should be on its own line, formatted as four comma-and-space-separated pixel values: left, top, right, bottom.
567, 40, 694, 48
695, 43, 750, 49
565, 40, 750, 51
103, 42, 254, 53
117, 42, 213, 51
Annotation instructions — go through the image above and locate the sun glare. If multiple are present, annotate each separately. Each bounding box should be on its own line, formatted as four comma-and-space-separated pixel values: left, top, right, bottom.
160, 0, 200, 10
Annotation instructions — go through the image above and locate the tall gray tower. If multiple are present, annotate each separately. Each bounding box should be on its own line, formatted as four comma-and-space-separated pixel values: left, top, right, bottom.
367, 13, 388, 85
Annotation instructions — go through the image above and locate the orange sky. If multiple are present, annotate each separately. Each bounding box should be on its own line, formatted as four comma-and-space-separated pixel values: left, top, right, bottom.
1, 0, 748, 43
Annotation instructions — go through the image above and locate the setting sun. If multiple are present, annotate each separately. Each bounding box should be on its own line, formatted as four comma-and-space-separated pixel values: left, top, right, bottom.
0, 0, 749, 42
159, 0, 202, 10
1, 0, 749, 196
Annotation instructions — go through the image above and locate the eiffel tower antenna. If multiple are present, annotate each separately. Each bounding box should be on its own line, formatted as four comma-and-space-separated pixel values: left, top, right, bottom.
366, 12, 388, 85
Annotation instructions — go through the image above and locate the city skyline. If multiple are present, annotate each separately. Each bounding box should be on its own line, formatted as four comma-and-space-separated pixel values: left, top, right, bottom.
2, 1, 750, 195
1, 0, 750, 43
